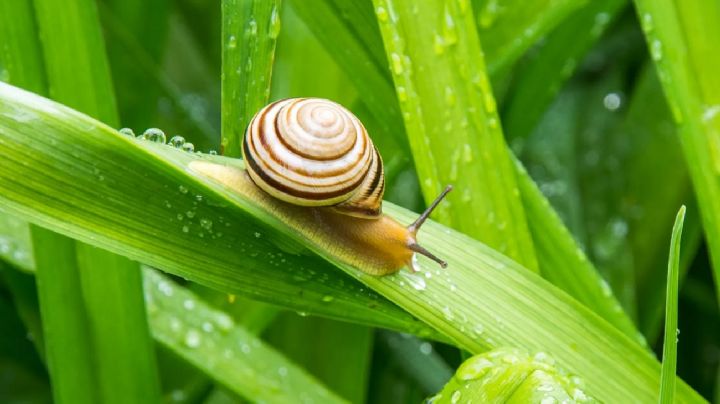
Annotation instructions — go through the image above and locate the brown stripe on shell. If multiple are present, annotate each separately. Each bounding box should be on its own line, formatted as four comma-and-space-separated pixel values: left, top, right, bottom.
248, 99, 372, 191
244, 132, 371, 202
334, 147, 384, 218
242, 98, 385, 213
275, 99, 358, 161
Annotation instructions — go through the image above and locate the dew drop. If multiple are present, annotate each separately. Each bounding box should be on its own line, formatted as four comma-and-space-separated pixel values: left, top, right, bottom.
434, 33, 446, 55
376, 6, 389, 22
169, 317, 182, 332
142, 128, 166, 143
322, 295, 335, 303
215, 313, 234, 331
169, 135, 186, 148
269, 6, 281, 39
390, 53, 404, 75
201, 321, 215, 333
184, 329, 201, 348
170, 390, 186, 402
450, 390, 461, 404
182, 142, 195, 152
397, 86, 408, 102
702, 104, 720, 122
247, 19, 258, 36
641, 13, 654, 33
463, 143, 473, 163
650, 39, 663, 61
119, 127, 135, 137
227, 35, 237, 49
457, 356, 493, 380
157, 280, 174, 296
603, 93, 622, 111
445, 86, 456, 106
442, 6, 458, 46
179, 185, 188, 194
401, 271, 427, 291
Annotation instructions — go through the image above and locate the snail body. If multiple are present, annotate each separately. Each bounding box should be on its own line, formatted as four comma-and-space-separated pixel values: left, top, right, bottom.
195, 97, 450, 275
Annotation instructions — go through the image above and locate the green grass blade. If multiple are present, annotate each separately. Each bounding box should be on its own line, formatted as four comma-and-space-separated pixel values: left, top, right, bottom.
0, 0, 46, 94
0, 82, 435, 339
430, 348, 598, 402
514, 159, 642, 344
33, 0, 118, 121
98, 5, 218, 151
0, 262, 44, 356
379, 331, 453, 394
632, 0, 720, 307
31, 228, 97, 403
144, 268, 346, 403
31, 0, 161, 401
265, 314, 373, 403
616, 64, 702, 341
0, 271, 51, 403
222, 0, 281, 157
659, 206, 686, 403
502, 0, 626, 140
289, 0, 407, 154
103, 0, 169, 131
474, 0, 591, 77
0, 84, 706, 402
297, 0, 636, 337
372, 0, 539, 271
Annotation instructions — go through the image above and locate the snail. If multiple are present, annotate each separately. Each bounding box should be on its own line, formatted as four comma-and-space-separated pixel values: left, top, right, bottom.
191, 98, 451, 275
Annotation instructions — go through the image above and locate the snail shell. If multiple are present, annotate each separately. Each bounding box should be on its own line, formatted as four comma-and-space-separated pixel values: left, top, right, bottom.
242, 98, 384, 218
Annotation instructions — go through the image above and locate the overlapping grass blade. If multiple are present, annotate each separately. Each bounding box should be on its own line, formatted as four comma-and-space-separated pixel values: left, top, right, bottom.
144, 268, 345, 403
0, 82, 435, 338
502, 0, 626, 140
659, 206, 685, 403
473, 0, 591, 77
26, 0, 161, 400
102, 0, 169, 132
288, 0, 407, 158
294, 0, 638, 339
632, 0, 720, 307
371, 0, 539, 271
617, 65, 702, 340
98, 3, 218, 151
265, 314, 373, 403
0, 84, 705, 402
378, 331, 453, 394
221, 0, 281, 157
0, 255, 345, 402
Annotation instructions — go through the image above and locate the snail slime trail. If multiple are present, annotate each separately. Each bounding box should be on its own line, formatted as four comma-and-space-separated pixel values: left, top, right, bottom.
193, 98, 451, 275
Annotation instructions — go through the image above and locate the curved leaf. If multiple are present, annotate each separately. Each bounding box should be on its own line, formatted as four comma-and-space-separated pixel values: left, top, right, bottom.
0, 83, 704, 402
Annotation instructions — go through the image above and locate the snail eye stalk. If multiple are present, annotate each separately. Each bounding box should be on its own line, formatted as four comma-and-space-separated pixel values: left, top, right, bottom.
406, 185, 453, 270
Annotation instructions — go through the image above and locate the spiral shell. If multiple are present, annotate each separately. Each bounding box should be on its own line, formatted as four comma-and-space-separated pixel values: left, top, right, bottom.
242, 98, 385, 218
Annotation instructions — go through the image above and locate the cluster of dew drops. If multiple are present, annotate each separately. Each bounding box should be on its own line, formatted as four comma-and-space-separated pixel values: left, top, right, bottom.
117, 126, 228, 238
118, 126, 218, 156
